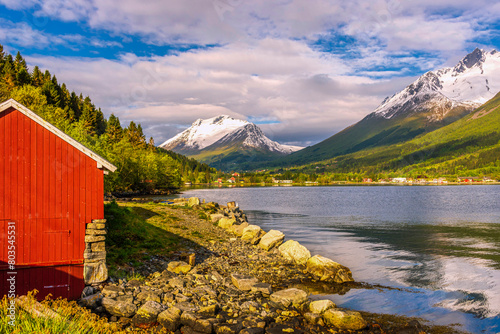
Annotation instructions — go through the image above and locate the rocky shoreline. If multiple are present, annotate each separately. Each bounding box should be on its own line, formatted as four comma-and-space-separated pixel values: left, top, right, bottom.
79, 197, 461, 334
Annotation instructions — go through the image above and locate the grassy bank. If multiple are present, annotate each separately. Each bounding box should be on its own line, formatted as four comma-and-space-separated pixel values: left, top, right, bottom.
0, 292, 123, 334
104, 200, 219, 279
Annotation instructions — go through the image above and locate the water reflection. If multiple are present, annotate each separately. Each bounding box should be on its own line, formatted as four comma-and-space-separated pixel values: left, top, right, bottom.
174, 186, 500, 333
247, 211, 500, 332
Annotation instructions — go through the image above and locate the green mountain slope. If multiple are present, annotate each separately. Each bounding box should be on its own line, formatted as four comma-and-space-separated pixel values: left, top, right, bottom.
272, 104, 471, 168
190, 136, 288, 171
307, 91, 500, 177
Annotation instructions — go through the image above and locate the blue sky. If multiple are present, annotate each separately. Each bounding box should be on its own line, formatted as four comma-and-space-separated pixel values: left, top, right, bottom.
1, 0, 500, 146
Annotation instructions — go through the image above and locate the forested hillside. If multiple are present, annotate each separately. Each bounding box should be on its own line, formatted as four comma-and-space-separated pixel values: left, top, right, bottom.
0, 45, 215, 192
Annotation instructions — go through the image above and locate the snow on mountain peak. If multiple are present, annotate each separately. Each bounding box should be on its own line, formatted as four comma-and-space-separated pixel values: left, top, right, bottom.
160, 115, 249, 150
214, 123, 302, 154
374, 48, 500, 119
159, 115, 302, 154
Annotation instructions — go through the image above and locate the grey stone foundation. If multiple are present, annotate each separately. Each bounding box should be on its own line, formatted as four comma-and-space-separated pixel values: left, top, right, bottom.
83, 219, 108, 284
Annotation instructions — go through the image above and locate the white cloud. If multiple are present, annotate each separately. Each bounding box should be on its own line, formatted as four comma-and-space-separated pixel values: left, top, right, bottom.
26, 38, 415, 145
3, 0, 488, 52
4, 0, 495, 146
0, 19, 122, 50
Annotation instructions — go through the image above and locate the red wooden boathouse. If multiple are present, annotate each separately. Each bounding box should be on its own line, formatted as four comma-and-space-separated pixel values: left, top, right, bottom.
0, 99, 116, 300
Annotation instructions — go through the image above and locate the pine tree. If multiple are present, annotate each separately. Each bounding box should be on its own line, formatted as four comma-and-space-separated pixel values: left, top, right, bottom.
3, 56, 15, 89
148, 137, 156, 151
31, 66, 44, 87
106, 114, 124, 143
126, 121, 146, 148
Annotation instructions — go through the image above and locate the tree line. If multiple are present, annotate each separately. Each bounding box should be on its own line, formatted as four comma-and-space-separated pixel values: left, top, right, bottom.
0, 45, 216, 193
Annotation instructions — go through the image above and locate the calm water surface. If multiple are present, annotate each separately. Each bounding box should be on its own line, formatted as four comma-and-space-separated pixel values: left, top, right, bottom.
169, 185, 500, 333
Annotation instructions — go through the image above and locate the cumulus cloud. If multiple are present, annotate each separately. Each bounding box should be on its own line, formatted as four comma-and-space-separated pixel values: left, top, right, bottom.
26, 38, 416, 145
0, 19, 122, 50
2, 0, 488, 51
3, 0, 495, 146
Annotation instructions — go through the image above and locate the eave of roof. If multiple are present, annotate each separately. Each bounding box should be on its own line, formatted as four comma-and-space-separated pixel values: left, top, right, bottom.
0, 99, 117, 172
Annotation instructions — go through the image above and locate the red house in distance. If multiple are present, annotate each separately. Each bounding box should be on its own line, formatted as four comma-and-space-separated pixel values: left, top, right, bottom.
0, 99, 116, 300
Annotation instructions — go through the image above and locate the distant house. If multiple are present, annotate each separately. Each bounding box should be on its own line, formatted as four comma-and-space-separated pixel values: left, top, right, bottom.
232, 172, 240, 177
363, 178, 372, 183
391, 177, 407, 183
458, 177, 479, 182
271, 178, 292, 184
0, 99, 116, 300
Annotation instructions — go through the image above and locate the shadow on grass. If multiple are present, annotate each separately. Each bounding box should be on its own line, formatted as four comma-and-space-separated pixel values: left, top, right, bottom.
104, 201, 214, 277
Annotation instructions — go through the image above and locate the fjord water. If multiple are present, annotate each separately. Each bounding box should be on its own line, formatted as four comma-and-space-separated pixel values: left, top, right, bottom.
175, 185, 500, 333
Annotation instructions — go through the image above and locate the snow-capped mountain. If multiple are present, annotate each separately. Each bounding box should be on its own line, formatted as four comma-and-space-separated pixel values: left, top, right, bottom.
213, 123, 302, 154
272, 48, 500, 167
160, 115, 249, 153
159, 116, 302, 167
374, 48, 500, 121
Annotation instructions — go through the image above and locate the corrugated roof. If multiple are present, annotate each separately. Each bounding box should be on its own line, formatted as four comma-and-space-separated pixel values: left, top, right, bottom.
0, 99, 117, 172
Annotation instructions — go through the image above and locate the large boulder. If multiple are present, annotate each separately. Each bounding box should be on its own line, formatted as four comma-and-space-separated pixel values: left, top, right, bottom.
309, 300, 336, 314
250, 282, 272, 296
102, 297, 137, 317
322, 309, 367, 330
270, 288, 308, 308
229, 222, 249, 236
188, 197, 200, 207
101, 285, 123, 298
132, 300, 165, 327
158, 307, 182, 331
136, 290, 161, 303
167, 261, 192, 274
278, 240, 311, 265
78, 292, 102, 309
258, 230, 285, 251
210, 214, 224, 224
218, 217, 236, 229
180, 312, 213, 333
306, 255, 353, 283
241, 225, 262, 242
231, 273, 258, 291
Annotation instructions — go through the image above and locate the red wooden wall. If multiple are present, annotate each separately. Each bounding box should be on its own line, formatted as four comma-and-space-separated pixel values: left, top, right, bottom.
0, 107, 105, 300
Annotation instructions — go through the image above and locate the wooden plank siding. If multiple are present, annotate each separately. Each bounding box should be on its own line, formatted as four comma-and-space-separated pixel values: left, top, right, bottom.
0, 107, 106, 300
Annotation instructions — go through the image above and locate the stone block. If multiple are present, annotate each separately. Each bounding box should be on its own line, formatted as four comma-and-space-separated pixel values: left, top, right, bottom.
322, 309, 367, 330
85, 228, 107, 235
306, 255, 353, 283
218, 217, 236, 229
87, 223, 106, 229
84, 261, 108, 284
270, 288, 308, 308
167, 261, 192, 274
258, 230, 285, 251
158, 307, 182, 331
84, 235, 106, 243
84, 251, 106, 261
102, 297, 137, 318
278, 240, 311, 265
231, 273, 258, 291
91, 241, 106, 252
